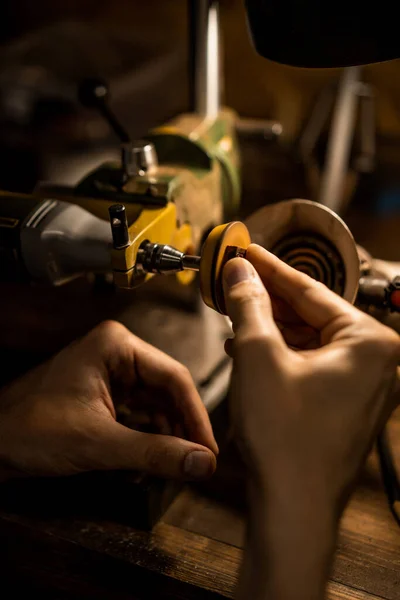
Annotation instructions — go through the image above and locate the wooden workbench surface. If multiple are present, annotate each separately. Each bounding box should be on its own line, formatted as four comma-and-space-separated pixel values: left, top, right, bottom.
1, 404, 399, 600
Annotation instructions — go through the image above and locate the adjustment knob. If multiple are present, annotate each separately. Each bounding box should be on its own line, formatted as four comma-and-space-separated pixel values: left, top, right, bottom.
124, 140, 158, 177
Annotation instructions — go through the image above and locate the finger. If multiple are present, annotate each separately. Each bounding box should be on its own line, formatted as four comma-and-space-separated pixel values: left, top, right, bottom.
246, 244, 357, 334
133, 345, 219, 455
223, 258, 286, 355
94, 421, 217, 481
173, 422, 186, 439
154, 412, 173, 436
271, 296, 305, 325
87, 322, 219, 455
279, 324, 320, 350
117, 407, 152, 430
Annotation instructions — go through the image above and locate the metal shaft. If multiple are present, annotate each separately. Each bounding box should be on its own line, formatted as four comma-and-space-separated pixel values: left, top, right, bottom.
190, 0, 221, 118
318, 67, 361, 214
182, 254, 202, 270
136, 243, 201, 275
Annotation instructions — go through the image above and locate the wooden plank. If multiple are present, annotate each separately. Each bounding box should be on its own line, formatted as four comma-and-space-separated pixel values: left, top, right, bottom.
2, 413, 399, 600
1, 515, 228, 599
163, 412, 400, 600
0, 510, 387, 600
333, 481, 400, 600
2, 411, 399, 600
330, 413, 400, 600
163, 480, 400, 600
327, 582, 386, 600
164, 486, 245, 548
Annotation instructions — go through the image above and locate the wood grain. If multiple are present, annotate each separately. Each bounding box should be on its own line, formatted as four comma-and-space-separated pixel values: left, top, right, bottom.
327, 582, 384, 600
1, 410, 400, 600
1, 502, 397, 600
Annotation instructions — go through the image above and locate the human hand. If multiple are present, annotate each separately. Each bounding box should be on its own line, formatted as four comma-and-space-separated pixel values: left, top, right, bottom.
0, 321, 218, 483
223, 245, 400, 600
224, 244, 399, 491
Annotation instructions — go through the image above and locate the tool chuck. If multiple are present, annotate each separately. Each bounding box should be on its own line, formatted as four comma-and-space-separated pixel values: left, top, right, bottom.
136, 243, 201, 276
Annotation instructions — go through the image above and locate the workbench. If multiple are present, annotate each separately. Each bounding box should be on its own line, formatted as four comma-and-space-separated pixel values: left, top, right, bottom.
1, 400, 399, 600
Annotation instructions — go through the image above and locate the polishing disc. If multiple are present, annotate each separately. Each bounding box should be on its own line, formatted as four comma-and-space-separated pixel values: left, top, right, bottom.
200, 222, 251, 314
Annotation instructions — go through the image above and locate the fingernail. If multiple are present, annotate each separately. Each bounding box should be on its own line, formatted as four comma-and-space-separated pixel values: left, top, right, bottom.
224, 259, 252, 288
184, 451, 213, 479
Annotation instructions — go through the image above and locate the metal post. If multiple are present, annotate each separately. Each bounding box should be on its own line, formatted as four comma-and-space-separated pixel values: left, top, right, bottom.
189, 0, 221, 118
318, 67, 361, 214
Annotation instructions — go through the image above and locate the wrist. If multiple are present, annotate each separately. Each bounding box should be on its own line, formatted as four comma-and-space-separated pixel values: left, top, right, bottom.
238, 471, 338, 600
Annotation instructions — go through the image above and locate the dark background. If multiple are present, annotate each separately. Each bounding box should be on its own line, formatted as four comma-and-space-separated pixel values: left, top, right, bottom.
0, 0, 398, 334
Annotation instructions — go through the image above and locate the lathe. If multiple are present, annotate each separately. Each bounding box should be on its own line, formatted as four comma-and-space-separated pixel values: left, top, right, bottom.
0, 0, 399, 526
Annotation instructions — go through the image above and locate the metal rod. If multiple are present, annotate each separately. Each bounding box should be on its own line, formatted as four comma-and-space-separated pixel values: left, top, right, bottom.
318, 67, 361, 214
182, 254, 201, 270
299, 85, 335, 161
356, 85, 375, 173
188, 0, 197, 111
191, 0, 221, 118
78, 78, 131, 143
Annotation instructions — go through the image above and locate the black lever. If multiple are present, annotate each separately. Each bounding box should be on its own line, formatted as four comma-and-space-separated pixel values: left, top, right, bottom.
109, 204, 130, 249
78, 78, 160, 197
78, 78, 133, 186
78, 78, 131, 144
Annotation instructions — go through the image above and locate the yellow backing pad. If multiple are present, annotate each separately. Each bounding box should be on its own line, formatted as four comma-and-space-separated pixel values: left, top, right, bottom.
200, 222, 251, 314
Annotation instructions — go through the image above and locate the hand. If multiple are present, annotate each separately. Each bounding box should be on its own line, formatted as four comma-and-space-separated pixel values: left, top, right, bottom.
222, 245, 400, 600
0, 321, 218, 482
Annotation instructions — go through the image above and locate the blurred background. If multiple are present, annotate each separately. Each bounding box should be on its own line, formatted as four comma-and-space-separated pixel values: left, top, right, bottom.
0, 0, 399, 258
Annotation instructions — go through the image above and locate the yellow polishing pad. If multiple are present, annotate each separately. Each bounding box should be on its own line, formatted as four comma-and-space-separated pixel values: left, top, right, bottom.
200, 221, 251, 314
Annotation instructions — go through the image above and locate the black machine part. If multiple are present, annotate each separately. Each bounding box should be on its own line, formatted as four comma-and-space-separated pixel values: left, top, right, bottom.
0, 195, 112, 285
21, 200, 112, 285
244, 1, 400, 68
358, 275, 400, 313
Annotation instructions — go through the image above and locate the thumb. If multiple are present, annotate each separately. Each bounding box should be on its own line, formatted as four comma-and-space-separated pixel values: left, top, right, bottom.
223, 258, 284, 349
92, 421, 217, 481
